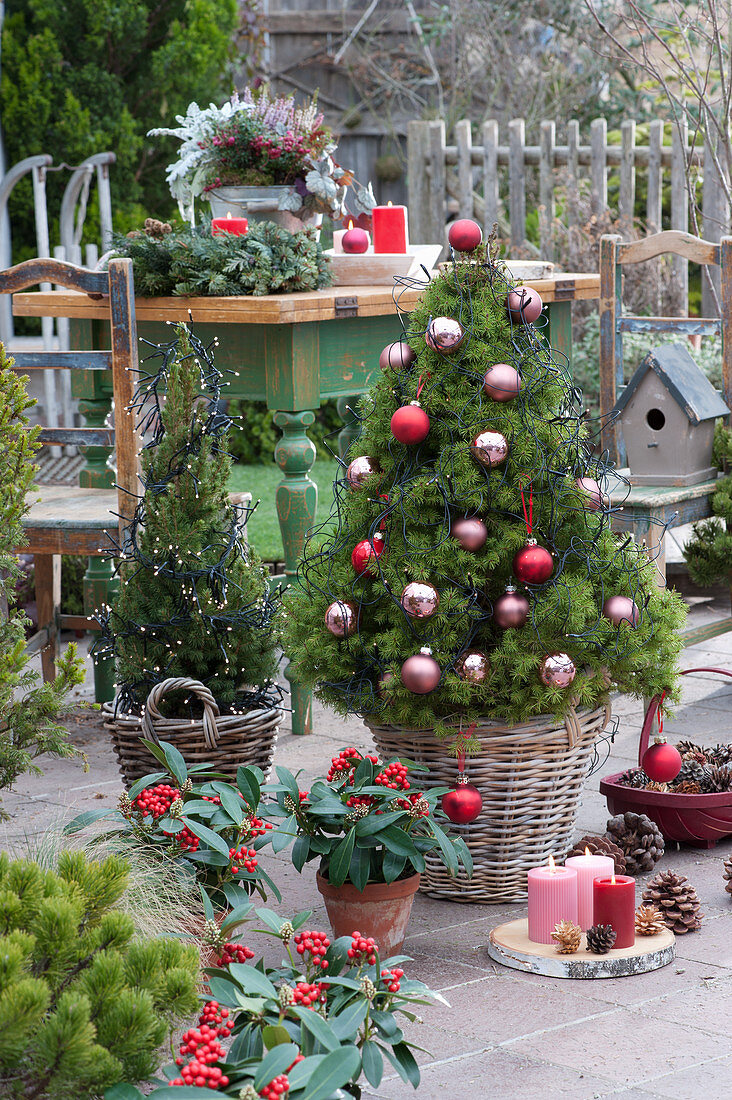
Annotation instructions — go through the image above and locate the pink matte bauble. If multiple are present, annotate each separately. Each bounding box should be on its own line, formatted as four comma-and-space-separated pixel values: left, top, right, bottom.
494, 586, 530, 629
483, 363, 522, 403
324, 600, 357, 638
351, 535, 385, 575
342, 226, 369, 253
425, 316, 465, 354
455, 649, 490, 683
391, 402, 430, 444
401, 649, 441, 694
576, 476, 605, 511
448, 219, 483, 253
346, 455, 380, 489
602, 595, 640, 628
379, 341, 416, 371
513, 541, 553, 584
642, 739, 683, 783
441, 779, 483, 824
507, 287, 543, 324
471, 430, 508, 468
377, 670, 396, 698
539, 652, 577, 688
450, 516, 488, 552
400, 581, 439, 618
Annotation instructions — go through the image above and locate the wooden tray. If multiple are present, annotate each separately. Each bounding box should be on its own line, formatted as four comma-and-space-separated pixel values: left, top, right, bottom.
324, 244, 442, 285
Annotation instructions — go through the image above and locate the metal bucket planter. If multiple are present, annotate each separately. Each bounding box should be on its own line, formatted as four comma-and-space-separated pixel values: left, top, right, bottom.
206, 186, 323, 235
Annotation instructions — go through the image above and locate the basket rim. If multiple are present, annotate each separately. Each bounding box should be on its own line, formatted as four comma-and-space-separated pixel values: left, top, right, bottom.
365, 704, 608, 736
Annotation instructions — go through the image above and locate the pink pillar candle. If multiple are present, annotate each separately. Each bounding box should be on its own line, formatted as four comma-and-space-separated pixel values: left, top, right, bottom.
527, 860, 578, 944
565, 852, 615, 931
593, 875, 636, 949
372, 202, 409, 253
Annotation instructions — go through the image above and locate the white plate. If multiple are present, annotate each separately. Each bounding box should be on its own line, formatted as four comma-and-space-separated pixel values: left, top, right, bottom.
324, 244, 443, 286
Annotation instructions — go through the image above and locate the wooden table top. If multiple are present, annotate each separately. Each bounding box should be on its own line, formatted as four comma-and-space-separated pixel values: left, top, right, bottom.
13, 273, 601, 325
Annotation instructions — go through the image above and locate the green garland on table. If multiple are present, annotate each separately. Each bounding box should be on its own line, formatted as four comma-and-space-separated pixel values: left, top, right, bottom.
111, 218, 332, 297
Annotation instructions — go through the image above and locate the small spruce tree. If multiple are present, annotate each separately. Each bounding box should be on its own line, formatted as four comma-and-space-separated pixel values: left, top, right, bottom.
684, 422, 732, 588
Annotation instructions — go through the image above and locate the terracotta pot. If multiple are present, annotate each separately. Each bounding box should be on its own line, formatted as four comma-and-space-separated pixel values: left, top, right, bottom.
316, 871, 420, 958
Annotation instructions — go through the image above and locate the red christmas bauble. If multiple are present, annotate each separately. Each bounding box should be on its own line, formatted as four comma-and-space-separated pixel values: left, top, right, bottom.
483, 363, 522, 403
455, 649, 490, 683
602, 595, 640, 628
352, 534, 385, 575
576, 476, 606, 511
324, 600, 357, 638
471, 430, 509, 468
450, 516, 488, 552
448, 219, 483, 253
401, 581, 439, 618
401, 648, 441, 694
507, 286, 543, 324
391, 402, 430, 444
441, 777, 483, 824
539, 652, 577, 688
513, 540, 553, 584
494, 585, 530, 629
379, 341, 416, 371
642, 738, 683, 783
342, 226, 369, 253
425, 316, 465, 354
346, 455, 380, 489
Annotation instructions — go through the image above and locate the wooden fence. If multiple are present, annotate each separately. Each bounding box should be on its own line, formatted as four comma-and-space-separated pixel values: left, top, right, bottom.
407, 118, 728, 315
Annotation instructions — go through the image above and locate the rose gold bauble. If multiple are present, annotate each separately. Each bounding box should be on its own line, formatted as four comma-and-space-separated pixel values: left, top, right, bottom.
400, 647, 441, 694
539, 652, 577, 688
379, 341, 416, 371
507, 286, 544, 324
493, 585, 530, 629
425, 316, 465, 354
346, 455, 381, 489
324, 600, 357, 638
400, 581, 439, 618
441, 776, 483, 824
483, 363, 522, 403
450, 516, 488, 552
455, 649, 490, 683
471, 429, 508, 468
576, 476, 606, 511
602, 595, 640, 628
513, 540, 554, 584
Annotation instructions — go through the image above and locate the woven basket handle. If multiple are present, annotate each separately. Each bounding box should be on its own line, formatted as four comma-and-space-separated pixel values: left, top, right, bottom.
141, 677, 221, 751
638, 667, 732, 765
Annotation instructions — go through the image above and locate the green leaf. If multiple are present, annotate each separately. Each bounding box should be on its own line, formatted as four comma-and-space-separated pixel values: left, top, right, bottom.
271, 815, 297, 854
292, 1005, 340, 1052
139, 738, 174, 773
355, 811, 404, 837
370, 1008, 399, 1036
159, 740, 187, 785
454, 835, 474, 877
180, 816, 230, 858
381, 849, 406, 884
255, 907, 285, 933
348, 844, 370, 892
237, 765, 261, 810
204, 973, 241, 1006
198, 884, 215, 921
291, 833, 312, 872
104, 1086, 146, 1100
327, 829, 356, 887
253, 1043, 301, 1090
227, 962, 278, 999
389, 1041, 421, 1087
142, 1088, 212, 1099
298, 1046, 361, 1100
158, 816, 184, 833
328, 997, 368, 1041
361, 1039, 384, 1088
212, 782, 244, 825
425, 818, 458, 875
220, 901, 254, 934
380, 825, 419, 859
63, 808, 114, 834
275, 765, 301, 801
262, 1024, 292, 1049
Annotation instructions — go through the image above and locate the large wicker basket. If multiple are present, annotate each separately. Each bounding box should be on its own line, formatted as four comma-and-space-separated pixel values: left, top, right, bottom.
368, 704, 610, 904
104, 677, 282, 785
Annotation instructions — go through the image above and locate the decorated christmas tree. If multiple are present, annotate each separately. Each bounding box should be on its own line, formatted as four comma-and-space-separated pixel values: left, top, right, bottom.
96, 323, 280, 714
284, 222, 685, 748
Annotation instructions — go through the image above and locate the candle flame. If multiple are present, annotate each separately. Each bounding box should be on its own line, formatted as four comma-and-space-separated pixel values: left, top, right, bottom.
611, 873, 616, 885
387, 200, 393, 207
584, 847, 591, 857
226, 211, 232, 219
548, 853, 556, 872
347, 218, 354, 230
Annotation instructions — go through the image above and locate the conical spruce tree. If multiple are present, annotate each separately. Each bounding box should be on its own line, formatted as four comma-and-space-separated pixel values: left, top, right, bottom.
284, 238, 685, 744
98, 323, 279, 712
684, 423, 732, 587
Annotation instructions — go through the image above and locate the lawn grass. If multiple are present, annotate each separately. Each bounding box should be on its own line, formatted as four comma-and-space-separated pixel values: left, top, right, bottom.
228, 459, 340, 562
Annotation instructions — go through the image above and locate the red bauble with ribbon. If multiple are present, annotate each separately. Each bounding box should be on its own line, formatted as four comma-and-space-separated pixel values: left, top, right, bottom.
642, 737, 683, 783
352, 534, 385, 575
441, 740, 483, 824
391, 401, 430, 444
512, 482, 554, 584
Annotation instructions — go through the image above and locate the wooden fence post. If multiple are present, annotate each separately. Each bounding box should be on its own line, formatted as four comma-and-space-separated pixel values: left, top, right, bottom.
539, 120, 555, 262
482, 120, 499, 237
619, 119, 636, 231
455, 119, 473, 220
599, 234, 623, 464
428, 119, 446, 252
670, 117, 689, 313
566, 119, 580, 269
508, 118, 526, 252
407, 120, 430, 244
702, 134, 727, 316
591, 118, 607, 216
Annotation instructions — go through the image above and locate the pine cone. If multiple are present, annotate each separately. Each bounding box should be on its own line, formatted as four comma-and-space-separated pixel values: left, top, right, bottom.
645, 781, 669, 793
675, 759, 707, 786
707, 765, 732, 793
144, 217, 173, 239
673, 780, 701, 794
723, 857, 732, 897
605, 812, 664, 874
566, 834, 627, 874
617, 768, 649, 789
707, 744, 732, 767
642, 869, 703, 934
676, 739, 704, 757
586, 923, 617, 954
551, 919, 581, 954
635, 904, 666, 936
682, 749, 708, 766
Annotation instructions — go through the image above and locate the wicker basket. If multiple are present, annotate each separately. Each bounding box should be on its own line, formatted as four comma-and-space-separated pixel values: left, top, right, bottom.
104, 677, 282, 785
367, 704, 610, 904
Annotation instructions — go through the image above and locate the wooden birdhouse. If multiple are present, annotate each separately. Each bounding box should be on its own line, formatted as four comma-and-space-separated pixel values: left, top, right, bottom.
612, 344, 729, 486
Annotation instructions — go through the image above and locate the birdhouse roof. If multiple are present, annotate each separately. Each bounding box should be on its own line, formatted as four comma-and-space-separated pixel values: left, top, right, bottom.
613, 343, 730, 424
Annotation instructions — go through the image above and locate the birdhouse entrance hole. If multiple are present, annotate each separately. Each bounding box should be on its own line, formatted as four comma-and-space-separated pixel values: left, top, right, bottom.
646, 408, 666, 431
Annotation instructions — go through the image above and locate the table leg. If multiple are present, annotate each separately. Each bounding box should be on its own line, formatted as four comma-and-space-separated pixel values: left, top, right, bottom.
274, 410, 317, 736
85, 556, 119, 703
545, 300, 573, 375
336, 395, 362, 461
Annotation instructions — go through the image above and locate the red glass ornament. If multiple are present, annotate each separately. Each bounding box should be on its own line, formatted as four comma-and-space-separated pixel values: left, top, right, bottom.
494, 585, 530, 629
539, 652, 576, 688
454, 650, 490, 683
642, 737, 683, 783
441, 775, 483, 824
602, 595, 640, 628
471, 429, 509, 468
379, 341, 416, 371
400, 581, 439, 618
507, 286, 543, 324
425, 316, 465, 354
448, 219, 483, 252
324, 600, 357, 638
391, 401, 430, 444
342, 225, 369, 253
576, 476, 606, 511
450, 516, 488, 551
513, 539, 553, 584
483, 363, 522, 403
400, 647, 441, 694
352, 534, 385, 575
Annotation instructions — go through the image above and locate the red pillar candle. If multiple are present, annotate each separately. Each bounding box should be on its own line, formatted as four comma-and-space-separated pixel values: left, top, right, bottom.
593, 874, 636, 949
527, 855, 578, 944
372, 202, 409, 253
212, 212, 249, 237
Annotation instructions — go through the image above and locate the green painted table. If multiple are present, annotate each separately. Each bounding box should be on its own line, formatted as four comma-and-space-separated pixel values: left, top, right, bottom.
14, 273, 599, 732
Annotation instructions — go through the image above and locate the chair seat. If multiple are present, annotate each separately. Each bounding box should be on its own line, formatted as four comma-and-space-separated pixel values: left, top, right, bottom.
20, 485, 119, 555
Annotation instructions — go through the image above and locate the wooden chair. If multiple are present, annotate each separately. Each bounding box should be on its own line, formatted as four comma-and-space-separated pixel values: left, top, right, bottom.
1, 257, 139, 681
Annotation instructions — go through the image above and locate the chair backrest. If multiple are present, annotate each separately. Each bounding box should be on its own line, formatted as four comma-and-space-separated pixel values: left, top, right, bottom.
0, 256, 139, 528
599, 230, 732, 464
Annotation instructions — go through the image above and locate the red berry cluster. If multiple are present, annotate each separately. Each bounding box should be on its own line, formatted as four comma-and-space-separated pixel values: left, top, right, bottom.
381, 966, 404, 993
259, 1072, 290, 1099
375, 762, 410, 791
247, 814, 273, 839
229, 846, 257, 874
202, 794, 221, 805
171, 1001, 231, 1089
215, 941, 255, 967
293, 928, 330, 969
327, 747, 363, 782
395, 792, 430, 817
348, 931, 378, 966
132, 782, 179, 818
292, 980, 328, 1008
345, 794, 375, 809
175, 824, 200, 852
